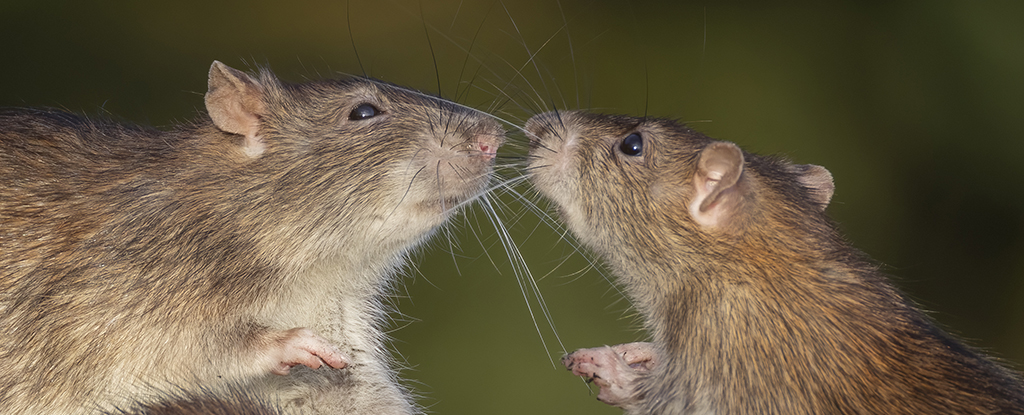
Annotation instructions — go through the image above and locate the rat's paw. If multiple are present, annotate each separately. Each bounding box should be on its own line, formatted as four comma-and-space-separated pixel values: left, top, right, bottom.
267, 327, 350, 375
609, 342, 657, 371
561, 342, 656, 408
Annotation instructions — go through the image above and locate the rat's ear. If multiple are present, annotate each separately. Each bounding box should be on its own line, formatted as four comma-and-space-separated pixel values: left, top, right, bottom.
688, 141, 745, 229
793, 164, 834, 211
205, 61, 266, 157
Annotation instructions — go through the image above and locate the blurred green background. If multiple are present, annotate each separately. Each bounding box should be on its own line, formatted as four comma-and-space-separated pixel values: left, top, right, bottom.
3, 1, 1022, 413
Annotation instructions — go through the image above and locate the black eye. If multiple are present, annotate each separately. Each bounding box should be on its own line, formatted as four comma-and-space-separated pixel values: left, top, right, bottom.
349, 103, 379, 120
619, 133, 643, 156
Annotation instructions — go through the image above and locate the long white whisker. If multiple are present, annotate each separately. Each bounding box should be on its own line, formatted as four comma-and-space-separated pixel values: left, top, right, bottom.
479, 193, 567, 364
493, 172, 631, 305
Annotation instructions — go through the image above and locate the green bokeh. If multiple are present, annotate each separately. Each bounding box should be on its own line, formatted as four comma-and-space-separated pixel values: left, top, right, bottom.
2, 1, 1022, 414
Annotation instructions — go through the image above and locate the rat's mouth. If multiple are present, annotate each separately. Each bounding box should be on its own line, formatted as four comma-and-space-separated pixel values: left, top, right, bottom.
429, 196, 472, 213
439, 173, 493, 209
410, 155, 495, 215
415, 188, 486, 217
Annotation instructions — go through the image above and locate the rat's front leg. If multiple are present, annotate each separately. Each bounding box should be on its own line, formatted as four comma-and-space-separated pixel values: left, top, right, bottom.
562, 342, 657, 409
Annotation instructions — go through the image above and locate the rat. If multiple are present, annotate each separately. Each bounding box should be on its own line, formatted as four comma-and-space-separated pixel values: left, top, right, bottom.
0, 61, 504, 414
524, 110, 1024, 414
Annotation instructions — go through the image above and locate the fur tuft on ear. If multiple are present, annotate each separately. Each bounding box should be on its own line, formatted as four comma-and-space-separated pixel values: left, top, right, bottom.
205, 61, 267, 158
689, 141, 745, 229
792, 164, 834, 211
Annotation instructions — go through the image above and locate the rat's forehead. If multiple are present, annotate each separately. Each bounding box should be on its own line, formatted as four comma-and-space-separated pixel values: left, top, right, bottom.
357, 80, 448, 106
285, 78, 387, 105
573, 111, 643, 129
554, 112, 634, 142
325, 78, 424, 101
574, 112, 693, 141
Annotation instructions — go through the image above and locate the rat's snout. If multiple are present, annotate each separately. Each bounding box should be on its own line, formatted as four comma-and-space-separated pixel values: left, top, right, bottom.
524, 111, 582, 206
472, 119, 505, 161
410, 111, 504, 214
430, 114, 503, 163
524, 111, 565, 151
526, 110, 583, 158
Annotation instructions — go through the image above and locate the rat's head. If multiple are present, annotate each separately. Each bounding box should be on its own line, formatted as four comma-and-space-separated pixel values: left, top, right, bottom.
526, 110, 835, 284
201, 61, 504, 258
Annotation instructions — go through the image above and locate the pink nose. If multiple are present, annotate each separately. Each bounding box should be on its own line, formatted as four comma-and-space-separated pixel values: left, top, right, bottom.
479, 141, 497, 160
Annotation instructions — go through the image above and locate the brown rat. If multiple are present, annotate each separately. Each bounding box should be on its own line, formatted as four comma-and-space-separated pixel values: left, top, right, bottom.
525, 110, 1024, 414
0, 61, 503, 414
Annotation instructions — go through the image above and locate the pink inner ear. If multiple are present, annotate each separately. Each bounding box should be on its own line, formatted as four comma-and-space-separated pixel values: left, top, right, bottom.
205, 62, 268, 157
704, 175, 722, 192
689, 141, 745, 229
796, 164, 834, 210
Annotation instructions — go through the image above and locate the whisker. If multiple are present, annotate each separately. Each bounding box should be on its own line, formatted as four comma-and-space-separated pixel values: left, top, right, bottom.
346, 0, 367, 77
555, 0, 580, 110
479, 193, 567, 363
494, 170, 630, 306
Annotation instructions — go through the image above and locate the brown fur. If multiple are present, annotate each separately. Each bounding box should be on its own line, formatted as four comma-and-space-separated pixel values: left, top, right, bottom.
0, 62, 504, 414
526, 110, 1024, 414
106, 385, 283, 415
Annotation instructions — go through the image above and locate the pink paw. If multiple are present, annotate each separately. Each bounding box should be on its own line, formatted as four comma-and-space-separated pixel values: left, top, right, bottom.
267, 327, 349, 375
562, 342, 656, 407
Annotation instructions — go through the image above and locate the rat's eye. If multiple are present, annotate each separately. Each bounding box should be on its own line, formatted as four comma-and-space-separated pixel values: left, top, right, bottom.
619, 133, 643, 156
349, 103, 379, 120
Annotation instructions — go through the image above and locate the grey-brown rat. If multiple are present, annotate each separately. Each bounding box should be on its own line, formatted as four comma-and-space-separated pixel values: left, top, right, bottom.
526, 110, 1024, 414
0, 61, 503, 414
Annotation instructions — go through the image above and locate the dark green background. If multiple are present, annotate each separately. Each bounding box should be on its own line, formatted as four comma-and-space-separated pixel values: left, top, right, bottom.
3, 1, 1022, 414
